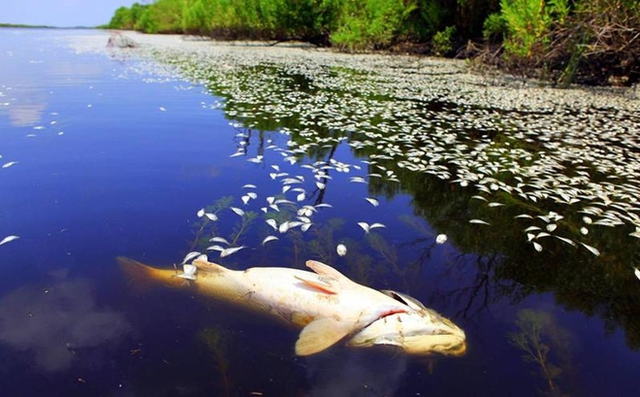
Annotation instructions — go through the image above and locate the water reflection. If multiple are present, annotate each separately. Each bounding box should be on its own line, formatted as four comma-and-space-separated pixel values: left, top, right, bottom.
0, 274, 131, 372
305, 348, 408, 397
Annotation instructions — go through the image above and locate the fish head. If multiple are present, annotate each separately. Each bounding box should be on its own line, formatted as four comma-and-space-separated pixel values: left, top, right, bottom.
346, 290, 466, 356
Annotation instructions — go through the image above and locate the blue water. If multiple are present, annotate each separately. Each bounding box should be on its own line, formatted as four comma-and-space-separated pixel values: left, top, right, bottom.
1, 28, 639, 396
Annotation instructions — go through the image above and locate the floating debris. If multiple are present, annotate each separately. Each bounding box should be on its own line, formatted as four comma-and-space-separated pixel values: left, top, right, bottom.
436, 234, 448, 244
336, 244, 347, 256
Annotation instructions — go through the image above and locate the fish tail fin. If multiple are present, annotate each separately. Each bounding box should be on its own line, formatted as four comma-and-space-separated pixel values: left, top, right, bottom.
117, 256, 185, 294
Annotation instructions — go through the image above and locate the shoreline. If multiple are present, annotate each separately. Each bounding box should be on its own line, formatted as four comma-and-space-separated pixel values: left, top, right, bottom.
82, 30, 640, 113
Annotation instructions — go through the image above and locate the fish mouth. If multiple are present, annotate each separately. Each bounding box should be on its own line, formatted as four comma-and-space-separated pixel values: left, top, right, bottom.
347, 311, 467, 357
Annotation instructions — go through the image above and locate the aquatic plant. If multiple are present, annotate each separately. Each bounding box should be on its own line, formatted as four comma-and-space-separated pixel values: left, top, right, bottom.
199, 327, 232, 397
508, 309, 572, 396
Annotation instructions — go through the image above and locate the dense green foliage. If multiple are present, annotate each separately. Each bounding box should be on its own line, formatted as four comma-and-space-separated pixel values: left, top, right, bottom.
107, 0, 639, 85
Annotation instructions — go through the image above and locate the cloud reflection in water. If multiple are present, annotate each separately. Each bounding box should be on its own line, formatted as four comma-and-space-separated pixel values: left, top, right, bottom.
0, 278, 131, 372
305, 348, 408, 397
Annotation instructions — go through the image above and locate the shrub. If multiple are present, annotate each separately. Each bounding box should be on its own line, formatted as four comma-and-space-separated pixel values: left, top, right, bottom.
432, 25, 456, 56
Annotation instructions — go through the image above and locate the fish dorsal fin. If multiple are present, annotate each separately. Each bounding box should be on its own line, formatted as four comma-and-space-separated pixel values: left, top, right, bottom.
305, 260, 352, 286
294, 275, 337, 294
192, 257, 227, 273
295, 317, 351, 356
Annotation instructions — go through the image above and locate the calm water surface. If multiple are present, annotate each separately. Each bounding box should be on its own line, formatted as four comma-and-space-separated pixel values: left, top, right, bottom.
0, 29, 639, 396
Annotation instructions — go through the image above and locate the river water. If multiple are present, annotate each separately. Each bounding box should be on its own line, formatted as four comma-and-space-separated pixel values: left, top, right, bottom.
1, 28, 639, 396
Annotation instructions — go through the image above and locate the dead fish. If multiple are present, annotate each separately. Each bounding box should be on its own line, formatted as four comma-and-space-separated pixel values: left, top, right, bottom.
118, 257, 466, 357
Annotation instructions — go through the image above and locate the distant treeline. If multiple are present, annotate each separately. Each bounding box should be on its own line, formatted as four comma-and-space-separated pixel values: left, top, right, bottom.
106, 0, 639, 86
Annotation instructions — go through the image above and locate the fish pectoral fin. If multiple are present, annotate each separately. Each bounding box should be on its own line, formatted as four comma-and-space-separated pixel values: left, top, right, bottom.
305, 260, 352, 286
294, 275, 337, 294
295, 317, 351, 356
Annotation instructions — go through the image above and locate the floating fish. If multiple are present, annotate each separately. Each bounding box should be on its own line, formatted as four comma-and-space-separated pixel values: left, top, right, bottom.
336, 244, 347, 257
220, 246, 246, 258
118, 257, 466, 357
182, 251, 201, 264
262, 236, 279, 245
230, 207, 245, 216
0, 235, 20, 246
364, 197, 379, 207
2, 161, 18, 169
357, 222, 386, 233
436, 234, 447, 244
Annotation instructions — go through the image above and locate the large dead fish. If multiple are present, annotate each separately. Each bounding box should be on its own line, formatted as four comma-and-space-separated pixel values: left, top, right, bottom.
118, 256, 466, 356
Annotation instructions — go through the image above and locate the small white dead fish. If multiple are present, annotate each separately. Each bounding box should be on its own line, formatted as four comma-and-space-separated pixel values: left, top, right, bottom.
182, 251, 201, 264
2, 161, 18, 168
220, 246, 246, 258
262, 236, 279, 245
358, 222, 386, 233
469, 219, 490, 225
177, 264, 196, 280
634, 267, 640, 281
205, 213, 218, 221
209, 236, 230, 245
435, 234, 447, 244
0, 235, 20, 246
364, 198, 379, 207
265, 219, 278, 231
230, 207, 245, 216
336, 244, 347, 257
